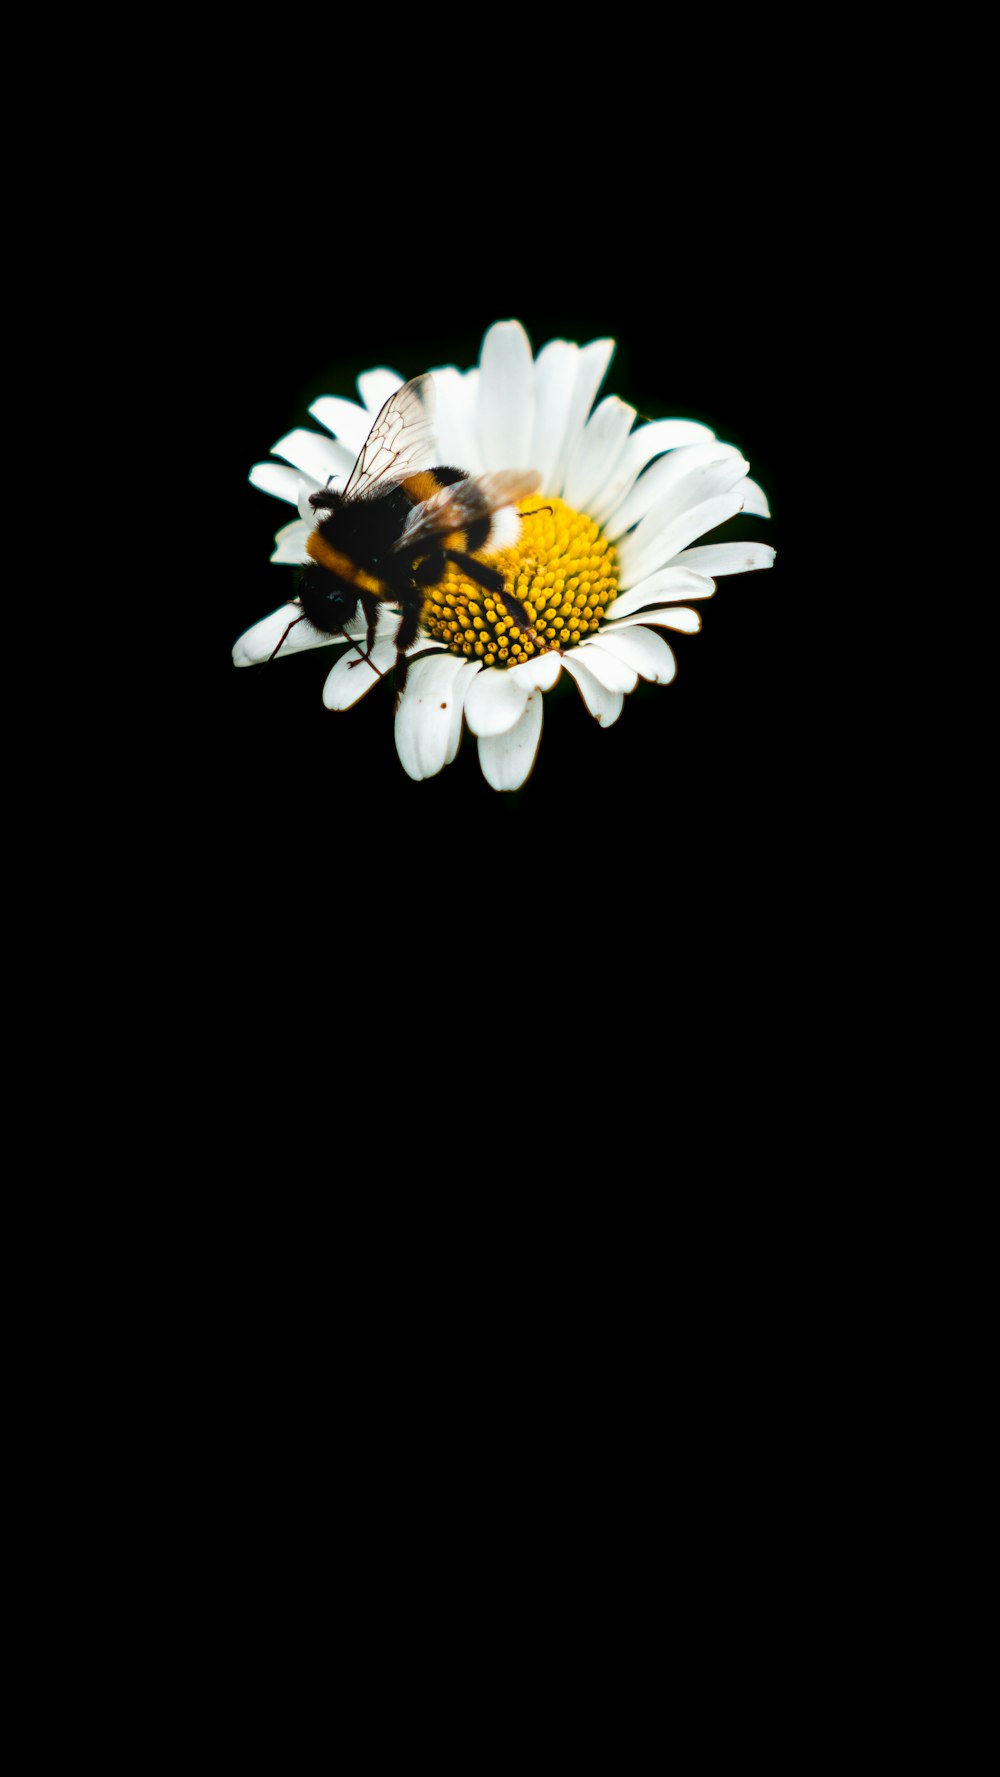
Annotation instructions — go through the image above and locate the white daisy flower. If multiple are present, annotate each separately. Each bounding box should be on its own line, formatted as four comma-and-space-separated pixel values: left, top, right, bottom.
233, 321, 775, 790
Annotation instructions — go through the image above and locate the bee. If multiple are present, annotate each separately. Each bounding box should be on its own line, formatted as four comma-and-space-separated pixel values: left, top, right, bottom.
268, 375, 542, 697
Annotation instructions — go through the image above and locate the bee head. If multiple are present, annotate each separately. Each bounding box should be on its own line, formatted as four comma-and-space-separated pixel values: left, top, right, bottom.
297, 564, 359, 634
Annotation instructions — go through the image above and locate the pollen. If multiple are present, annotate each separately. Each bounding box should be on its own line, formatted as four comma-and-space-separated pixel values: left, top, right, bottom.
420, 497, 619, 668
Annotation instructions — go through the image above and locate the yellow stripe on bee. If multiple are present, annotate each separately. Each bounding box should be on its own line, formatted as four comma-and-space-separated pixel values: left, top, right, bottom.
402, 471, 442, 503
306, 532, 385, 596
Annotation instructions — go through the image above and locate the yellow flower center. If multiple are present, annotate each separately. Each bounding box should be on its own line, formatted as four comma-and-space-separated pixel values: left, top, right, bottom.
420, 497, 619, 669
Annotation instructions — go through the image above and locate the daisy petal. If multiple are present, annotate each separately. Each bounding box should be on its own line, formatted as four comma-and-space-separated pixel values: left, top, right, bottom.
551, 338, 615, 495
407, 638, 448, 657
740, 478, 771, 518
508, 651, 563, 693
395, 652, 478, 781
604, 568, 716, 619
250, 463, 311, 506
589, 419, 716, 525
429, 366, 483, 472
618, 487, 748, 589
272, 429, 356, 485
233, 603, 341, 667
357, 368, 404, 412
322, 639, 397, 709
478, 320, 535, 471
270, 519, 312, 565
588, 625, 676, 684
464, 667, 530, 738
446, 662, 479, 765
308, 395, 375, 455
573, 642, 639, 694
604, 443, 746, 541
529, 340, 579, 489
671, 543, 776, 576
605, 606, 702, 635
507, 653, 564, 693
561, 653, 625, 728
564, 397, 636, 513
477, 692, 544, 791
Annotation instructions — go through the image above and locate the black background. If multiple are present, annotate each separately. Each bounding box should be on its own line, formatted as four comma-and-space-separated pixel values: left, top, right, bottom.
92, 40, 865, 1589
126, 51, 845, 1470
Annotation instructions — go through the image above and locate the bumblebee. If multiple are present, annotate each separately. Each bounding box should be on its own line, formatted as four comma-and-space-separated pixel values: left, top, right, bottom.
269, 375, 541, 696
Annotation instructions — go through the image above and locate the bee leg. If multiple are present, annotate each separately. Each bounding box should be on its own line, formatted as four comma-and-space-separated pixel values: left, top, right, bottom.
443, 550, 535, 638
414, 551, 446, 588
348, 591, 380, 670
391, 600, 425, 706
444, 550, 504, 596
265, 613, 305, 663
496, 588, 533, 633
361, 591, 379, 658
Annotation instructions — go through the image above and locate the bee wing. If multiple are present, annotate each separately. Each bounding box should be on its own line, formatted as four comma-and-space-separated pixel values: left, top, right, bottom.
343, 374, 439, 500
394, 469, 543, 553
